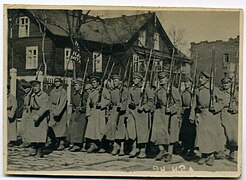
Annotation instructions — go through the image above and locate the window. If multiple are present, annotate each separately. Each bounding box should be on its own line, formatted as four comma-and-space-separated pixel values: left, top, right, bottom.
133, 54, 145, 73
153, 59, 163, 72
26, 46, 38, 69
93, 52, 102, 72
154, 32, 160, 50
18, 16, 30, 38
64, 48, 73, 70
138, 31, 146, 47
223, 53, 230, 68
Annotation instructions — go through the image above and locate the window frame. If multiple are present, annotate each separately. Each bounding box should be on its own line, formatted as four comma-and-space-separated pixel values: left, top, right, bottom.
138, 30, 146, 47
154, 32, 160, 50
25, 46, 38, 70
64, 48, 74, 70
92, 52, 103, 73
18, 16, 30, 38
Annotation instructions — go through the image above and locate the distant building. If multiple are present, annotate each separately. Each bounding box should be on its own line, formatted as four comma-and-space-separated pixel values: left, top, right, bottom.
190, 36, 239, 86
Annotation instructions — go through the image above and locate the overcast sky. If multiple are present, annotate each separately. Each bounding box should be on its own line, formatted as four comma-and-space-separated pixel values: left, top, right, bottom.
90, 10, 240, 57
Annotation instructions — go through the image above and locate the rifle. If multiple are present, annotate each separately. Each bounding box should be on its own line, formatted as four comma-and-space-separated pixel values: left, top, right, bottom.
190, 53, 198, 108
166, 48, 176, 111
119, 58, 131, 103
209, 47, 215, 110
79, 57, 90, 107
139, 49, 153, 107
228, 54, 238, 110
97, 55, 112, 104
178, 65, 182, 92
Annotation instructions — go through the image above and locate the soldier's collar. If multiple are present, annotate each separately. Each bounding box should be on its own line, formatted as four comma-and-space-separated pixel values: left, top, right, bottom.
54, 86, 63, 92
32, 90, 42, 97
199, 83, 209, 90
133, 82, 143, 88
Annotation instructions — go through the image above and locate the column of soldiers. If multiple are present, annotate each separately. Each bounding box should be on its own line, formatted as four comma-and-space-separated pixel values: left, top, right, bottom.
7, 67, 238, 166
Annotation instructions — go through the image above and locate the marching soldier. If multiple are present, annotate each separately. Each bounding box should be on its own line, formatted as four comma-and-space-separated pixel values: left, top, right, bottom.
48, 77, 68, 151
127, 72, 154, 158
85, 75, 110, 153
189, 71, 226, 166
68, 78, 88, 152
179, 76, 196, 156
150, 71, 181, 162
219, 77, 238, 161
106, 74, 128, 156
25, 80, 49, 158
18, 82, 32, 147
7, 84, 18, 147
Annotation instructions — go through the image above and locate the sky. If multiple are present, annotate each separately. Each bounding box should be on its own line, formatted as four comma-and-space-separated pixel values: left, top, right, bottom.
90, 10, 240, 57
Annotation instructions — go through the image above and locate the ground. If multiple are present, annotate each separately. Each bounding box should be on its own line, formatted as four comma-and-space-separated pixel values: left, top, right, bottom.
7, 146, 237, 173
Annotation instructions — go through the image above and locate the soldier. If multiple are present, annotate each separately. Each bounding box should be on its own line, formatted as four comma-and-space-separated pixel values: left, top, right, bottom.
219, 77, 238, 161
85, 75, 110, 153
106, 74, 128, 156
47, 77, 68, 151
189, 71, 226, 166
25, 80, 49, 158
18, 82, 32, 147
127, 72, 154, 158
68, 78, 88, 152
179, 76, 196, 156
7, 84, 18, 147
150, 71, 181, 162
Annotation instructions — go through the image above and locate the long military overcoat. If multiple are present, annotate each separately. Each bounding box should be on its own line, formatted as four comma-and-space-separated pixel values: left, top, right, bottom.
7, 93, 17, 142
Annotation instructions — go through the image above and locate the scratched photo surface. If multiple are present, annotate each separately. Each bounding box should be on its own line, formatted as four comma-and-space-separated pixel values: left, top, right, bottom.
4, 5, 242, 177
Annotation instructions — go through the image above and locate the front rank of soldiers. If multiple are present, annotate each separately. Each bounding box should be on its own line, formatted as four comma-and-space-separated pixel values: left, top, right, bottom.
8, 70, 238, 166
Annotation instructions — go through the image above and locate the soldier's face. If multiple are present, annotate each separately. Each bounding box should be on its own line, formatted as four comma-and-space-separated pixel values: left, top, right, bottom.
54, 81, 61, 88
222, 82, 231, 90
74, 83, 82, 91
24, 87, 31, 94
159, 77, 168, 85
33, 84, 41, 93
199, 75, 208, 85
113, 79, 121, 88
92, 80, 99, 88
133, 77, 141, 85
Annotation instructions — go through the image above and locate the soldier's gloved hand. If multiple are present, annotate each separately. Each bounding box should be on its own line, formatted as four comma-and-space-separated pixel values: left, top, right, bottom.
195, 106, 202, 113
116, 105, 121, 112
189, 119, 195, 124
128, 103, 136, 110
8, 116, 15, 123
26, 106, 31, 113
228, 108, 237, 114
96, 103, 101, 109
79, 107, 86, 113
209, 107, 216, 114
156, 101, 162, 109
165, 108, 171, 114
89, 102, 94, 108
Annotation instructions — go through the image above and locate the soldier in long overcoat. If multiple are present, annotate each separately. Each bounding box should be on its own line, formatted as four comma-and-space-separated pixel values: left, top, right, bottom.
85, 75, 110, 153
127, 72, 154, 159
18, 82, 32, 147
7, 84, 18, 146
150, 71, 181, 162
68, 78, 89, 152
189, 71, 226, 166
25, 80, 49, 158
48, 77, 68, 151
106, 74, 128, 156
179, 76, 196, 156
219, 77, 238, 161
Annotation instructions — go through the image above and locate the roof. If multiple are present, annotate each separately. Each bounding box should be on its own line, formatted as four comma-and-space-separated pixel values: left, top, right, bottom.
28, 10, 154, 44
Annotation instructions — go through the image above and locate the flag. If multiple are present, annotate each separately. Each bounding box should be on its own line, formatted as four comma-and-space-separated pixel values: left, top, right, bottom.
70, 40, 81, 63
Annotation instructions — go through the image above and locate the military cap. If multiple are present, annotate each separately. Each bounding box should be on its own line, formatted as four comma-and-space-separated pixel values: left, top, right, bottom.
22, 82, 32, 89
54, 77, 62, 83
73, 78, 83, 85
221, 77, 232, 84
132, 72, 143, 80
158, 71, 169, 79
112, 74, 122, 80
199, 71, 210, 78
183, 76, 193, 82
90, 75, 101, 82
30, 80, 41, 86
85, 84, 92, 90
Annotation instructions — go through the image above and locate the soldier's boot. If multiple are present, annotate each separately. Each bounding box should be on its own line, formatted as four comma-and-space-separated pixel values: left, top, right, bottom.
57, 140, 65, 151
155, 149, 165, 161
36, 148, 44, 158
70, 144, 82, 152
214, 150, 225, 160
206, 156, 214, 166
198, 154, 208, 165
118, 144, 125, 156
164, 154, 172, 162
137, 148, 146, 159
87, 143, 98, 153
228, 151, 237, 161
111, 143, 120, 156
129, 148, 140, 158
29, 148, 38, 156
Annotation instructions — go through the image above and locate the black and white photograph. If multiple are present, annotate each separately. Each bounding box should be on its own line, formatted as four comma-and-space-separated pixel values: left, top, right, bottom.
3, 5, 242, 177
